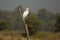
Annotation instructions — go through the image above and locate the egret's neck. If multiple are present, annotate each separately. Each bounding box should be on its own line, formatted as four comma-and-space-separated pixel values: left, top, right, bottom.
26, 9, 28, 11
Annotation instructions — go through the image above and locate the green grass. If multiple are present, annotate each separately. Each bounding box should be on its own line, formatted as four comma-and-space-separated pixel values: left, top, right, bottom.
31, 31, 60, 40
0, 31, 22, 40
0, 31, 60, 40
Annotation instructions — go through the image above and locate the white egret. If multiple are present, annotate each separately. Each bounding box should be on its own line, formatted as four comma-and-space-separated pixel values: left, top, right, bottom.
19, 8, 30, 40
23, 8, 29, 18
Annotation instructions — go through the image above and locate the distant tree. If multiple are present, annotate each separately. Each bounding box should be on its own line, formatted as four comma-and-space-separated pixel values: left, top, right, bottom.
0, 9, 16, 30
0, 20, 7, 30
55, 13, 60, 32
37, 8, 56, 32
25, 12, 43, 35
12, 5, 25, 30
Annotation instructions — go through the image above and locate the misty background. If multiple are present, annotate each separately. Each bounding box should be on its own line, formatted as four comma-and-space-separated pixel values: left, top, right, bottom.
0, 0, 60, 33
0, 0, 60, 13
0, 0, 60, 40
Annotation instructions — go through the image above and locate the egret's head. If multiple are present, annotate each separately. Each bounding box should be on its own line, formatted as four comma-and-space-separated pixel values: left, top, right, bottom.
26, 8, 29, 11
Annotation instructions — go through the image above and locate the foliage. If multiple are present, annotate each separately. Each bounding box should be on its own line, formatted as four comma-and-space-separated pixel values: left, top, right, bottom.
55, 13, 60, 32
31, 31, 56, 40
0, 5, 60, 33
37, 8, 56, 32
26, 12, 43, 35
13, 5, 25, 31
0, 5, 25, 31
0, 20, 7, 30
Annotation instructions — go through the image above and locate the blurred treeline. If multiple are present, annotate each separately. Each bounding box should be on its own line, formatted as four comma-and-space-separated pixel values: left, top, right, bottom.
0, 5, 60, 34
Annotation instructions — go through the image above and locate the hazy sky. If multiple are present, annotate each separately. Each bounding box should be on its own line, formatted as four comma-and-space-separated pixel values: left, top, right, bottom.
0, 0, 60, 13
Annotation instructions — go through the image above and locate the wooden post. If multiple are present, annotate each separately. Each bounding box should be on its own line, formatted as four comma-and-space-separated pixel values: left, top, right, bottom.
19, 8, 30, 40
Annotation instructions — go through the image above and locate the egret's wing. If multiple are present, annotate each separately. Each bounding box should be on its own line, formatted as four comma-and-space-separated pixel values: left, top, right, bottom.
23, 11, 27, 18
23, 11, 29, 18
23, 8, 29, 18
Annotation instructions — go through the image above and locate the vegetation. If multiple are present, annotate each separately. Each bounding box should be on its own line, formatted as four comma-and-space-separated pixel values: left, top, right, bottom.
55, 13, 60, 32
0, 5, 60, 32
31, 31, 60, 40
26, 12, 43, 35
0, 5, 60, 40
0, 31, 60, 40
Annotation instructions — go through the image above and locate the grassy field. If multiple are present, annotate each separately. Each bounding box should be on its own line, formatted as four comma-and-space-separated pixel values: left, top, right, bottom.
30, 31, 60, 40
0, 31, 22, 40
0, 31, 60, 40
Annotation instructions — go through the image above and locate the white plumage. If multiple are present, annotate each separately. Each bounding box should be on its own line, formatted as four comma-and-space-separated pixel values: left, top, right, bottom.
23, 8, 29, 18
